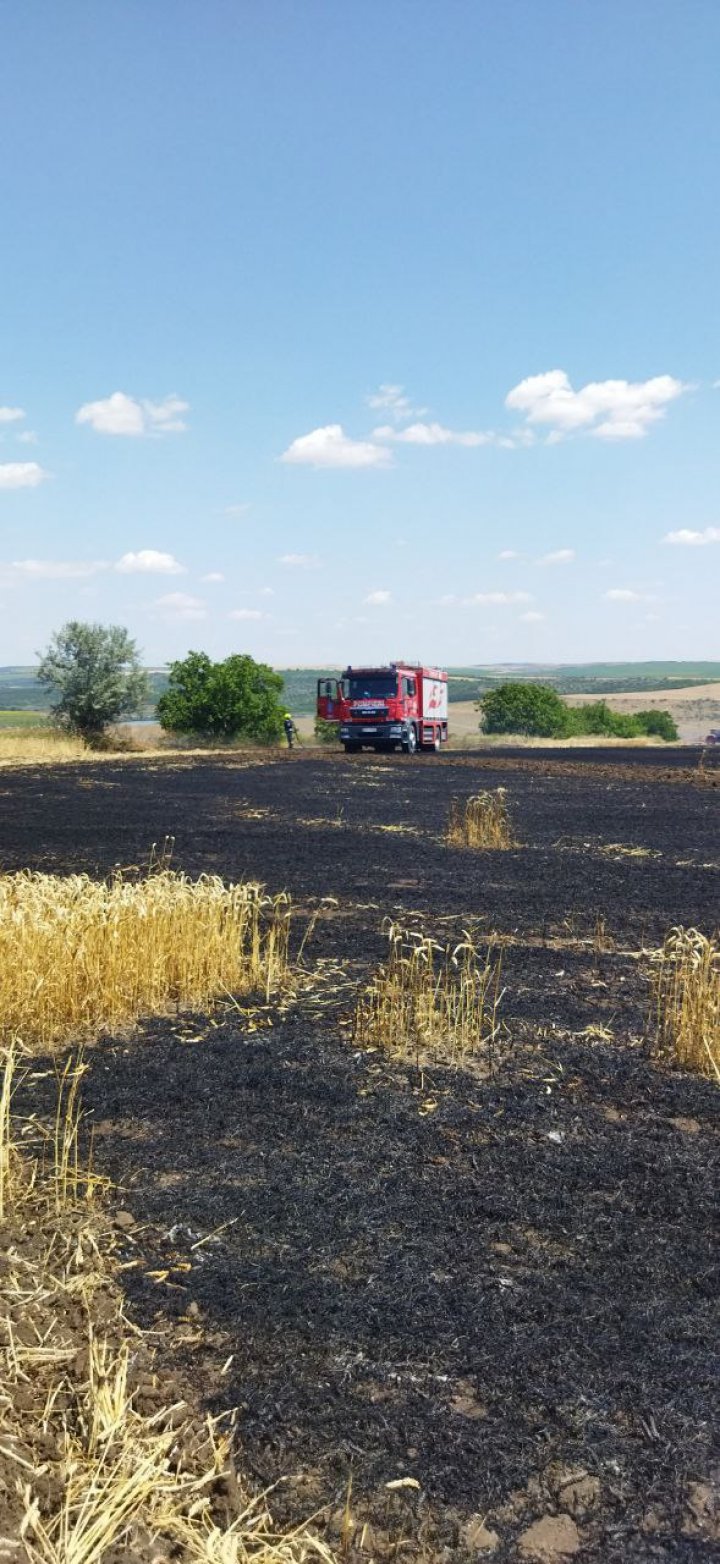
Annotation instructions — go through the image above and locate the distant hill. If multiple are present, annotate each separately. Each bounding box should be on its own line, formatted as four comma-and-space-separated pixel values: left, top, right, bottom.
1, 661, 719, 719
276, 663, 720, 714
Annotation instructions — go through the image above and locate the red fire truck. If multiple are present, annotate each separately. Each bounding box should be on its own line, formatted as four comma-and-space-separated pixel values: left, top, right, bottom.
316, 663, 449, 754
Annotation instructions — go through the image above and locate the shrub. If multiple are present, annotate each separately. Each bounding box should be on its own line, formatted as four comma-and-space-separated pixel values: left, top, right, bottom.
37, 622, 150, 742
479, 683, 678, 742
633, 709, 679, 741
314, 716, 340, 745
157, 651, 285, 742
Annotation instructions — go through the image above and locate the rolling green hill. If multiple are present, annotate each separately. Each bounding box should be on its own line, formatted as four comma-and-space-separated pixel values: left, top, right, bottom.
0, 661, 718, 722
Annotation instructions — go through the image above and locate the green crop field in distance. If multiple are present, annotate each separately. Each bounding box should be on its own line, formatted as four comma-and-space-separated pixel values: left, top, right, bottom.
0, 710, 50, 727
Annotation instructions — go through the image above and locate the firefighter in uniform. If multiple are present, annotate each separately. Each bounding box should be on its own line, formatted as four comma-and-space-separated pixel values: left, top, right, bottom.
283, 712, 298, 749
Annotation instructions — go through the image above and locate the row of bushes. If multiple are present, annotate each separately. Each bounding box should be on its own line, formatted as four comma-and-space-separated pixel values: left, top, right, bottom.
479, 683, 679, 741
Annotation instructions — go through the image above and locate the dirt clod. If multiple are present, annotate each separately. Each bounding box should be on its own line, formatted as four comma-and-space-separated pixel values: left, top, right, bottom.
545, 1464, 600, 1516
460, 1515, 500, 1553
683, 1479, 720, 1539
517, 1513, 581, 1559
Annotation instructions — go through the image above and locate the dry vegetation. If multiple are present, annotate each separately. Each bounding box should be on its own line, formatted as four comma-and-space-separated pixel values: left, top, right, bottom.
0, 1045, 334, 1563
0, 727, 90, 766
446, 789, 514, 849
354, 922, 505, 1065
0, 870, 290, 1053
651, 927, 720, 1082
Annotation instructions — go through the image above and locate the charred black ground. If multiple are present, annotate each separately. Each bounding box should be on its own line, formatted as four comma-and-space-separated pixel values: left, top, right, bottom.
6, 748, 720, 1561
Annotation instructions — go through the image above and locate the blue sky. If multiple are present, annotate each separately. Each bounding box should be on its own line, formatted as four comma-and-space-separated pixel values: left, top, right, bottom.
2, 1, 719, 667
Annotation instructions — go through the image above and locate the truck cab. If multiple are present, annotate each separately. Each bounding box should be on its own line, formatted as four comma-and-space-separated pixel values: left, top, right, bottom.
317, 663, 448, 754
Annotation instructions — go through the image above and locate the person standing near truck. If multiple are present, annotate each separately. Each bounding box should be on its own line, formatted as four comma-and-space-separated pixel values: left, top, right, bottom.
283, 712, 299, 749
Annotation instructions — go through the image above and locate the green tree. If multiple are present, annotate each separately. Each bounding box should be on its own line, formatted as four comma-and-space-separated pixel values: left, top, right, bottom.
633, 709, 679, 741
37, 621, 150, 741
157, 651, 285, 741
478, 682, 570, 737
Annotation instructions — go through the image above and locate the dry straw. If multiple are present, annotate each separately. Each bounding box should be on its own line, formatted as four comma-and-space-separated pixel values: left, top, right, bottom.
0, 869, 291, 1052
355, 921, 504, 1066
650, 926, 720, 1082
1, 1044, 335, 1563
0, 726, 90, 765
446, 790, 514, 850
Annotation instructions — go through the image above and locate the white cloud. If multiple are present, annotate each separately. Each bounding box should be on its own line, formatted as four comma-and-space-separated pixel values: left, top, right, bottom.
153, 592, 206, 620
278, 553, 321, 568
466, 590, 533, 606
116, 549, 186, 575
663, 526, 720, 546
229, 608, 263, 621
605, 588, 643, 602
16, 430, 38, 445
374, 420, 499, 448
8, 559, 107, 581
76, 391, 189, 436
0, 407, 25, 424
498, 549, 519, 560
439, 589, 534, 607
505, 369, 687, 441
201, 571, 225, 583
365, 589, 392, 606
280, 424, 391, 469
0, 461, 48, 489
520, 610, 545, 623
366, 384, 427, 422
538, 548, 575, 565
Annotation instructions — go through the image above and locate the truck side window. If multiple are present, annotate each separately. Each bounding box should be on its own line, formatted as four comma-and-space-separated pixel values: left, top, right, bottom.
405, 678, 416, 697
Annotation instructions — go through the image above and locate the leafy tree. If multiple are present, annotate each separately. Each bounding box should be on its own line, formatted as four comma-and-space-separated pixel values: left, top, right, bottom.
478, 682, 570, 737
157, 651, 285, 741
37, 621, 150, 741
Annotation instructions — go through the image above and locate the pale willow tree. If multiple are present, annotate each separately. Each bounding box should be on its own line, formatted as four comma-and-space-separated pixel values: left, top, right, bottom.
37, 621, 151, 741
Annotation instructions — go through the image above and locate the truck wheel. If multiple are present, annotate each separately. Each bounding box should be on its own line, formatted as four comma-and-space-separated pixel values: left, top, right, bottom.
401, 725, 417, 755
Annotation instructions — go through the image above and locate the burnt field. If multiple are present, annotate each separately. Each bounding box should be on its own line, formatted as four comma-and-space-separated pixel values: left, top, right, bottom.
5, 748, 720, 1561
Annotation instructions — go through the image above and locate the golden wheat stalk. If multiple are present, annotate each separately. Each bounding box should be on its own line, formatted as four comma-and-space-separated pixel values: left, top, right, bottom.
2, 1044, 336, 1563
650, 926, 720, 1082
0, 870, 291, 1053
446, 790, 514, 850
355, 922, 504, 1064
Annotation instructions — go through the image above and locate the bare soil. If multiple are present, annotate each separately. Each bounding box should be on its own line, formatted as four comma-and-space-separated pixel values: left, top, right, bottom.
5, 747, 720, 1561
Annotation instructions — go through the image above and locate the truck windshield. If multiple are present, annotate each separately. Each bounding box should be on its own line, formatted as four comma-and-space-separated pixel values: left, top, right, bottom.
345, 674, 397, 700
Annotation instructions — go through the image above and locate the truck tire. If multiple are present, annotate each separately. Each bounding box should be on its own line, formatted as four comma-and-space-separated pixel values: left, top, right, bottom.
401, 725, 417, 755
